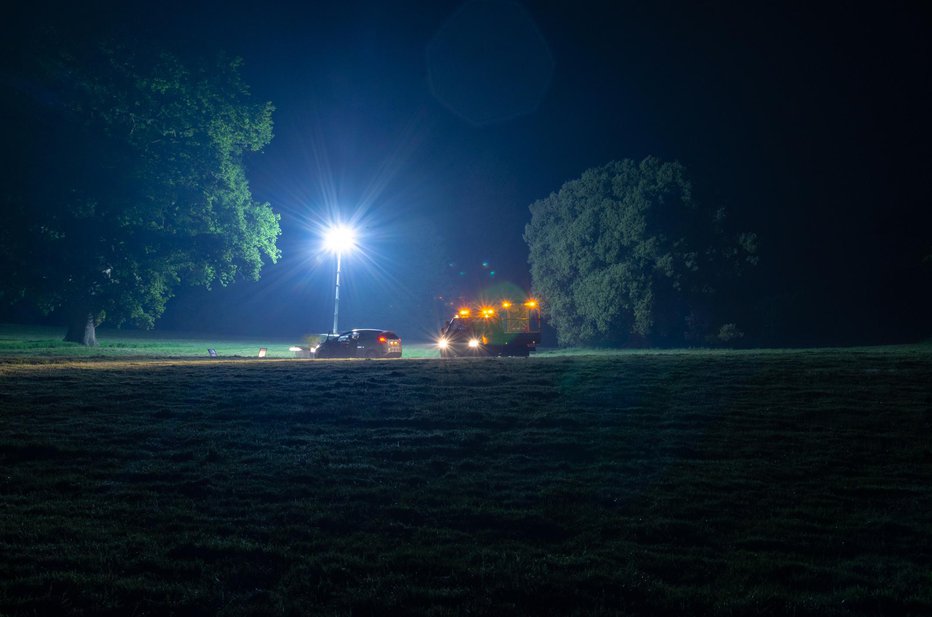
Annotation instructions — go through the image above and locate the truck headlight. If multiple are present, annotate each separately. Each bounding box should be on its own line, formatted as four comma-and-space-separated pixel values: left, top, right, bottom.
437, 338, 449, 349
468, 338, 480, 348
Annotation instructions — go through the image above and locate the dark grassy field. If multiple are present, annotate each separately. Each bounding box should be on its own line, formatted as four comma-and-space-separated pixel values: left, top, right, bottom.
1, 346, 931, 615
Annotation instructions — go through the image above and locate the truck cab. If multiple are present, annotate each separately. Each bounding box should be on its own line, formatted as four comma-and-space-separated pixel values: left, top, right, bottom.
438, 300, 541, 357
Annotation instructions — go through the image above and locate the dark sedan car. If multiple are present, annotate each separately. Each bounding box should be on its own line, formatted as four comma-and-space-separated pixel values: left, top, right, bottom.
314, 329, 402, 359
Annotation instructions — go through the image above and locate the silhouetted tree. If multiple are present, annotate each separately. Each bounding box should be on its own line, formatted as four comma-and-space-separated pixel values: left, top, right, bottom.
524, 157, 757, 346
0, 41, 280, 345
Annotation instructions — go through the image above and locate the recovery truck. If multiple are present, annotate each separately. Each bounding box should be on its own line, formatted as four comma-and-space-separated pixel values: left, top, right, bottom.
437, 299, 541, 357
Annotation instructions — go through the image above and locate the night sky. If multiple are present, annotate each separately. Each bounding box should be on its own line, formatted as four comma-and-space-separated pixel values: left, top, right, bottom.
3, 1, 930, 344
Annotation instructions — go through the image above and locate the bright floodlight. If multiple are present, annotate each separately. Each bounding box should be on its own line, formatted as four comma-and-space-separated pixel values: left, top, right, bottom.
324, 225, 357, 254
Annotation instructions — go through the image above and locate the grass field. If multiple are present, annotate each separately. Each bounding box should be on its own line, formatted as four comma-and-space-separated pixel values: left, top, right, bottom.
1, 326, 930, 615
0, 324, 442, 359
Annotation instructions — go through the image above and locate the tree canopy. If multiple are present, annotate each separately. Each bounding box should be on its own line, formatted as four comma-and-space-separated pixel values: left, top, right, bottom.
524, 157, 757, 346
0, 41, 280, 344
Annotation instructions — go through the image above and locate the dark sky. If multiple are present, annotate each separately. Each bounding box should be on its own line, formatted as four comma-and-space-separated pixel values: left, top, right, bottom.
4, 1, 931, 343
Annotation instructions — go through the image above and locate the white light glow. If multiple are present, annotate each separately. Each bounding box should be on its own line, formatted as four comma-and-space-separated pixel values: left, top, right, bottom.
468, 338, 480, 348
437, 338, 449, 349
323, 225, 358, 254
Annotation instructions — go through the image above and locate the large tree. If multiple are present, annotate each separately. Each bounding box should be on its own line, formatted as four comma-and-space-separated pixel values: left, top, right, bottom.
524, 157, 757, 346
0, 41, 280, 345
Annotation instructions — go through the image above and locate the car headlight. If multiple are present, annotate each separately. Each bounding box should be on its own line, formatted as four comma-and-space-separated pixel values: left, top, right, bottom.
437, 338, 449, 349
468, 338, 480, 348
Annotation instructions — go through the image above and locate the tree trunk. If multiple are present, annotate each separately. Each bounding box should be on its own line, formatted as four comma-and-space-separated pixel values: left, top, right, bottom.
64, 313, 98, 346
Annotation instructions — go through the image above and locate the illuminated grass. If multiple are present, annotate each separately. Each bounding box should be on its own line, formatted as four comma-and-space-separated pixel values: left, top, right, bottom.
0, 344, 930, 615
0, 323, 441, 359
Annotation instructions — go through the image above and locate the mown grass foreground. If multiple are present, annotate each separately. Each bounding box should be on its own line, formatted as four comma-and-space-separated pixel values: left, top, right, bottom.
1, 348, 931, 616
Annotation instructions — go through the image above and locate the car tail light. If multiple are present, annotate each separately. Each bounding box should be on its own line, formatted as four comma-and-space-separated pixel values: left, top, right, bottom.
378, 336, 387, 343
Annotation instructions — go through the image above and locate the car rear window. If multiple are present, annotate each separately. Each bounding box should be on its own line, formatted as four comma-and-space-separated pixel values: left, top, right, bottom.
382, 331, 399, 339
